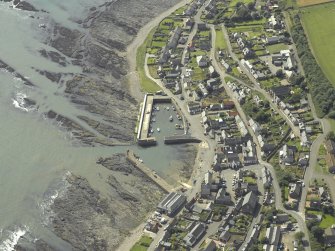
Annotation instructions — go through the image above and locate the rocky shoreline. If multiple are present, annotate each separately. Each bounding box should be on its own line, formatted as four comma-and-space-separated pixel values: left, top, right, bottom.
49, 154, 166, 251
5, 0, 196, 249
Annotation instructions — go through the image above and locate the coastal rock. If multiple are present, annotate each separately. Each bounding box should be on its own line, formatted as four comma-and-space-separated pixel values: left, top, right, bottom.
39, 49, 67, 67
14, 239, 57, 251
51, 166, 165, 250
36, 69, 63, 83
43, 0, 180, 144
13, 0, 38, 12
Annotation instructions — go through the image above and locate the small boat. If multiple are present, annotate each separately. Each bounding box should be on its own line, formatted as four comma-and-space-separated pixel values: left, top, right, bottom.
175, 124, 184, 130
150, 129, 154, 133
157, 128, 161, 132
177, 115, 182, 120
139, 159, 143, 163
166, 106, 170, 111
172, 106, 176, 111
169, 115, 173, 122
156, 106, 160, 111
151, 118, 156, 122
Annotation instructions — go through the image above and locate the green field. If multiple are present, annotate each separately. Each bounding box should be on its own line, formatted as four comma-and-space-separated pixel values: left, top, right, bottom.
266, 43, 289, 54
130, 235, 153, 251
301, 2, 335, 86
215, 29, 227, 50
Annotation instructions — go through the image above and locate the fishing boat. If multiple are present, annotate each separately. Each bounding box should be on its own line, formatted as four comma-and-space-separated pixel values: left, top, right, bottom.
157, 128, 161, 132
175, 124, 184, 130
169, 115, 173, 122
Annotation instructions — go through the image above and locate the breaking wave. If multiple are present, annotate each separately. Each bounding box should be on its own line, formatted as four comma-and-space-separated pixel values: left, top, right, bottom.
39, 172, 71, 226
0, 225, 28, 251
12, 92, 36, 112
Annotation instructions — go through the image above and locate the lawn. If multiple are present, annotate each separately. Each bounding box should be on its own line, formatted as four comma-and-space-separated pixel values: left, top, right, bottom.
136, 28, 161, 92
130, 235, 153, 251
301, 3, 335, 86
298, 0, 334, 7
320, 214, 335, 229
266, 43, 289, 54
215, 29, 227, 50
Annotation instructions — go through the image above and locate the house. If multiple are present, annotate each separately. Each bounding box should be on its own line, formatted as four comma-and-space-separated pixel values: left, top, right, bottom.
324, 225, 335, 246
223, 100, 235, 110
167, 27, 182, 49
284, 54, 296, 70
319, 186, 326, 198
187, 101, 202, 115
207, 78, 219, 88
198, 23, 208, 31
184, 3, 197, 16
264, 226, 281, 251
270, 86, 291, 99
241, 191, 258, 215
289, 183, 302, 199
197, 55, 208, 67
158, 47, 170, 64
185, 18, 195, 32
201, 171, 213, 198
199, 83, 208, 97
279, 144, 297, 165
157, 192, 187, 216
208, 66, 216, 77
271, 54, 283, 65
202, 240, 217, 251
219, 230, 232, 243
163, 79, 178, 89
275, 213, 289, 224
266, 36, 280, 45
221, 59, 231, 72
215, 188, 231, 205
183, 222, 206, 247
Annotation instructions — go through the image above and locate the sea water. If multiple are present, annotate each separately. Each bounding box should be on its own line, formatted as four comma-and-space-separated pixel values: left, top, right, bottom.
0, 1, 193, 249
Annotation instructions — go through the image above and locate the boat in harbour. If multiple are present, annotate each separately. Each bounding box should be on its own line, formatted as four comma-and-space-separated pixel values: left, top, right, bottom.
169, 115, 173, 122
157, 128, 161, 132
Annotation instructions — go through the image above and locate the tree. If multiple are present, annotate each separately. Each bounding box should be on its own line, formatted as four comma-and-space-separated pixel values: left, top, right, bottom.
276, 69, 284, 78
307, 219, 319, 230
295, 231, 305, 241
329, 111, 335, 119
247, 2, 255, 10
326, 131, 335, 141
311, 226, 324, 241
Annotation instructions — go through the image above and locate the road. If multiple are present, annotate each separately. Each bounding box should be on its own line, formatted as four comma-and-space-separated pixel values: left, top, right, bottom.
220, 25, 301, 138
210, 26, 312, 250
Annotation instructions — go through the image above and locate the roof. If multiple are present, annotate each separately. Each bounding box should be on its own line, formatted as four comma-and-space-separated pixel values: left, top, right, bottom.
271, 86, 291, 98
183, 223, 206, 246
203, 240, 217, 251
242, 191, 257, 210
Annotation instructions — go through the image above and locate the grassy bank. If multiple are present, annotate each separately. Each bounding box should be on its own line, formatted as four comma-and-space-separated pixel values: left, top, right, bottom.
301, 3, 335, 86
136, 27, 161, 93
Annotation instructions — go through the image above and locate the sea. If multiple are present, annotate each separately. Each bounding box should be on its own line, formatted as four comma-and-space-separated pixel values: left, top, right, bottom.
0, 1, 189, 249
